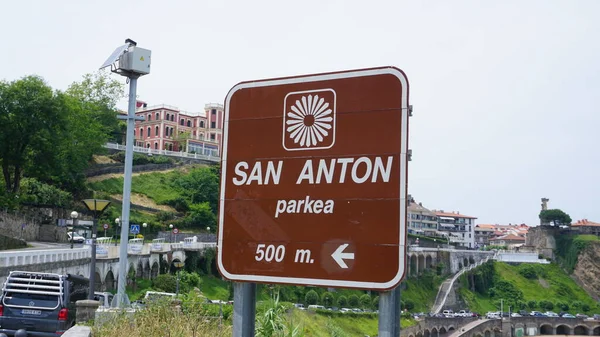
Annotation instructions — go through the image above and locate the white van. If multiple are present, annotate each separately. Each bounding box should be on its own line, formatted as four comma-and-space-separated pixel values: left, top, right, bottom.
308, 305, 325, 310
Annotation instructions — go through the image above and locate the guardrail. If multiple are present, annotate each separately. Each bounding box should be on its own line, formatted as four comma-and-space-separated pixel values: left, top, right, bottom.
103, 143, 220, 162
431, 256, 493, 314
0, 247, 91, 267
409, 247, 496, 254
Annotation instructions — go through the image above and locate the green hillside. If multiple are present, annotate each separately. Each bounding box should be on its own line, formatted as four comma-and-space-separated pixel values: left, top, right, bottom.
459, 261, 599, 315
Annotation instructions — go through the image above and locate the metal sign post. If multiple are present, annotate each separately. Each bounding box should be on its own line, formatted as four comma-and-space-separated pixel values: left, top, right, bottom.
233, 282, 256, 337
379, 286, 402, 337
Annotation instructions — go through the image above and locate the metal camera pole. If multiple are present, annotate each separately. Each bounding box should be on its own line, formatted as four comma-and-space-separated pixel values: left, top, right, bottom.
100, 38, 151, 308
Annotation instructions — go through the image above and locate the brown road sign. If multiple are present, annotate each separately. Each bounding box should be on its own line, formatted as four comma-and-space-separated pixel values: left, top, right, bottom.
217, 66, 409, 290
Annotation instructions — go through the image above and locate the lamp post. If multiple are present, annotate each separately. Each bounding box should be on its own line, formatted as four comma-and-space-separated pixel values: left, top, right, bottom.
114, 218, 120, 246
142, 223, 147, 243
70, 211, 78, 249
82, 199, 111, 300
169, 224, 173, 243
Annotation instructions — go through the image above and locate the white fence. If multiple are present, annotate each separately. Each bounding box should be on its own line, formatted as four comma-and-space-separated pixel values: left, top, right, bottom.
104, 143, 220, 162
0, 247, 91, 268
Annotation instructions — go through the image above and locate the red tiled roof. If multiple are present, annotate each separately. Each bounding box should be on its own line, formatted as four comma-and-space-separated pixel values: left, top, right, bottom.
572, 219, 600, 227
491, 234, 526, 242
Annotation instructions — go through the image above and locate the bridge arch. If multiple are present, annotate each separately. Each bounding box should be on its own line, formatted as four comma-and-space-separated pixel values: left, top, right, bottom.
105, 270, 115, 291
136, 260, 143, 278
484, 329, 491, 337
416, 332, 423, 337
592, 326, 600, 335
424, 329, 430, 337
539, 324, 553, 335
410, 255, 418, 276
431, 327, 438, 337
426, 255, 433, 269
439, 327, 447, 335
574, 325, 589, 335
556, 324, 571, 335
144, 260, 150, 279
151, 262, 159, 278
463, 258, 469, 267
418, 255, 425, 274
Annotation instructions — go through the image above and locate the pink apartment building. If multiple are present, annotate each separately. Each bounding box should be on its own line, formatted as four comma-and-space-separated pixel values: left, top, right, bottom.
133, 100, 224, 156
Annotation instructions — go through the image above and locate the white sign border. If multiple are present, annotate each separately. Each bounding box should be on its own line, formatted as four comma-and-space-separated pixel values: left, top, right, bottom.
218, 66, 409, 290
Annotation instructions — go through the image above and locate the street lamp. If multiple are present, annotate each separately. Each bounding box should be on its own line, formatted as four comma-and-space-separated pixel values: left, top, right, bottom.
206, 226, 210, 233
70, 211, 78, 249
169, 224, 173, 243
142, 223, 147, 243
114, 218, 120, 246
81, 199, 111, 300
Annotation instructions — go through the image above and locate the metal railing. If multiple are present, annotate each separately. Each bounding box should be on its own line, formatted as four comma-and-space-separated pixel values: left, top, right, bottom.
0, 247, 91, 267
103, 143, 220, 162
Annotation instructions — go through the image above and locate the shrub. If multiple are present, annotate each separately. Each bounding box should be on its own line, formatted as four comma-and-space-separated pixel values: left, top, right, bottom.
321, 292, 334, 307
571, 301, 582, 310
404, 299, 415, 311
336, 295, 348, 307
152, 274, 177, 293
528, 300, 537, 310
305, 290, 318, 305
518, 265, 538, 279
556, 302, 569, 312
348, 294, 359, 307
372, 296, 379, 309
359, 294, 372, 309
582, 304, 591, 312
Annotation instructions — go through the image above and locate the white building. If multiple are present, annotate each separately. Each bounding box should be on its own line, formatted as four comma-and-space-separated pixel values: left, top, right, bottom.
433, 210, 477, 249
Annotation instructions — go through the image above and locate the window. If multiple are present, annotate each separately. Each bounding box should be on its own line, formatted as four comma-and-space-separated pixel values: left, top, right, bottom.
180, 119, 184, 126
155, 126, 159, 137
187, 120, 191, 127
133, 129, 136, 137
211, 109, 216, 115
199, 133, 204, 140
146, 143, 150, 148
154, 142, 158, 149
171, 115, 174, 121
166, 113, 170, 120
147, 114, 151, 121
140, 128, 144, 138
210, 133, 216, 141
211, 121, 216, 128
156, 112, 160, 120
147, 127, 151, 137
200, 121, 205, 128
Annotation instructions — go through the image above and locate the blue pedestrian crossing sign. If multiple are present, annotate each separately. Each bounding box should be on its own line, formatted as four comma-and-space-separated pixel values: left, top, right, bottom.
130, 224, 140, 234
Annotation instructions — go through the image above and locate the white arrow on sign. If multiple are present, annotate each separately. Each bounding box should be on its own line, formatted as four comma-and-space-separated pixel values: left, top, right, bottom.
331, 243, 355, 269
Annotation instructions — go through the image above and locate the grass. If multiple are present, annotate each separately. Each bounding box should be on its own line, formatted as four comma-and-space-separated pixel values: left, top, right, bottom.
201, 276, 230, 301
459, 262, 598, 314
88, 170, 184, 205
289, 309, 415, 337
402, 273, 446, 312
572, 235, 600, 242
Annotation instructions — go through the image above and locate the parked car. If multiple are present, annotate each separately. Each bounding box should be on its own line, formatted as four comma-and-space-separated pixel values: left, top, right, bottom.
93, 292, 114, 308
0, 271, 89, 336
67, 232, 85, 244
562, 313, 576, 318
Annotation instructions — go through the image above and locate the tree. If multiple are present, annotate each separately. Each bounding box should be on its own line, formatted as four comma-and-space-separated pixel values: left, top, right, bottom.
173, 130, 191, 152
528, 300, 537, 310
174, 167, 219, 212
0, 76, 64, 194
184, 202, 217, 231
305, 290, 318, 305
321, 292, 334, 307
336, 295, 348, 307
372, 296, 380, 309
404, 299, 415, 311
539, 209, 572, 227
359, 294, 372, 309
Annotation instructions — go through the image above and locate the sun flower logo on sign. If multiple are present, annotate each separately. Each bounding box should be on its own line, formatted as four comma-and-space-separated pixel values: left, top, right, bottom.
283, 89, 336, 151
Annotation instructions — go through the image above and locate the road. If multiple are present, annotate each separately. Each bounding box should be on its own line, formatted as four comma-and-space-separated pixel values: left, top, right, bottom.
5, 241, 84, 251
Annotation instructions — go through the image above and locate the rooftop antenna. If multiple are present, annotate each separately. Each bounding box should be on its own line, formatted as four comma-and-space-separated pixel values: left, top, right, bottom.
100, 38, 151, 308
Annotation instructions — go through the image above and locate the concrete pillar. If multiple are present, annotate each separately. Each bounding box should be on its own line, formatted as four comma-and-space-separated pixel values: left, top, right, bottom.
76, 300, 101, 323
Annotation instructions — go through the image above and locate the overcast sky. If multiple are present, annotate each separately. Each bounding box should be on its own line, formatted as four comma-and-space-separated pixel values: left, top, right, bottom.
1, 0, 598, 226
